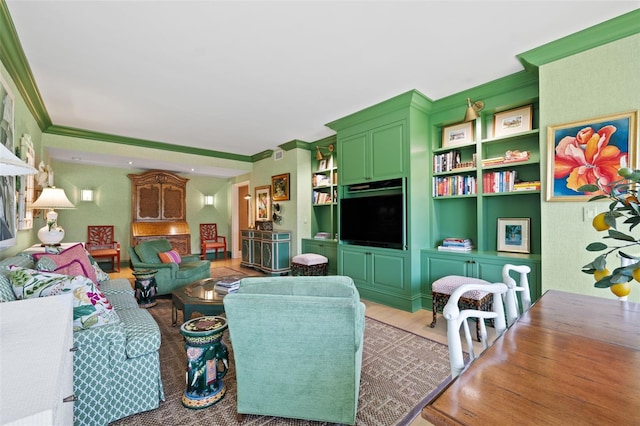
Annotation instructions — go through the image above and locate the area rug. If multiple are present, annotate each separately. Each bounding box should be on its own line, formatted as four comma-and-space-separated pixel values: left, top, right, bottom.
209, 266, 262, 279
110, 298, 450, 426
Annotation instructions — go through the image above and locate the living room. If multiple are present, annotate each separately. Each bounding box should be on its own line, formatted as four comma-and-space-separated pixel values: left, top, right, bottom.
1, 2, 640, 424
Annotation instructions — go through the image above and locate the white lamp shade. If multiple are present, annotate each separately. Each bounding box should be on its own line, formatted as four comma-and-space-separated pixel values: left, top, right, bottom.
0, 144, 37, 176
31, 187, 76, 209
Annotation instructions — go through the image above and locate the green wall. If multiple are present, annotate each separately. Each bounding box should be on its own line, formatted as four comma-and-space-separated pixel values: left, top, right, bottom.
540, 33, 640, 303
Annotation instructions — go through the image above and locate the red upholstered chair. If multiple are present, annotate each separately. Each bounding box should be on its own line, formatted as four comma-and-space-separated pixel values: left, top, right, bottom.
200, 223, 227, 260
86, 225, 121, 272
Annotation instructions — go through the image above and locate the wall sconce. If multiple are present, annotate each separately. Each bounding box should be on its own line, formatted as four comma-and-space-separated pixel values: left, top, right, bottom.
80, 189, 94, 202
204, 195, 214, 206
315, 143, 335, 161
463, 98, 485, 122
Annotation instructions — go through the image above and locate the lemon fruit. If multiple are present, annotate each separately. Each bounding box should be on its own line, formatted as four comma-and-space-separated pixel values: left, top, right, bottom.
610, 282, 631, 297
632, 267, 640, 283
592, 212, 610, 231
593, 268, 610, 281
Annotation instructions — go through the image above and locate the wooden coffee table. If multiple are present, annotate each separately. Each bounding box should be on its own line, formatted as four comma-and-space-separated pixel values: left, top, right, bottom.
171, 277, 242, 326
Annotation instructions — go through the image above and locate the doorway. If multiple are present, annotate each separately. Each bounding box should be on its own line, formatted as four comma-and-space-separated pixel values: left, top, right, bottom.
232, 181, 250, 258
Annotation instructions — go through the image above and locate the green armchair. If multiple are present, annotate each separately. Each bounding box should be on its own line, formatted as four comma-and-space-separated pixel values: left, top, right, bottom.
223, 275, 365, 425
128, 239, 211, 295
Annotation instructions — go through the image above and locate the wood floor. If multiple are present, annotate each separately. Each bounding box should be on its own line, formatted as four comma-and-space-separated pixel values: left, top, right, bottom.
110, 257, 441, 425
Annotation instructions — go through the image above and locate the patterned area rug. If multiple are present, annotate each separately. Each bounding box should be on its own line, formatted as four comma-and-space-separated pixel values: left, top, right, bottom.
110, 298, 450, 426
209, 266, 263, 279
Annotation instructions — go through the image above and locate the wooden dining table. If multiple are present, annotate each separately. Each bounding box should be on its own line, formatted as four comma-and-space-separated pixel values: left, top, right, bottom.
421, 289, 640, 425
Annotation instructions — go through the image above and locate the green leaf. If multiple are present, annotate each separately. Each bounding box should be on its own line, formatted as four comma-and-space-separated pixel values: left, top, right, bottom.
593, 255, 607, 271
607, 229, 637, 242
586, 242, 608, 251
578, 184, 600, 193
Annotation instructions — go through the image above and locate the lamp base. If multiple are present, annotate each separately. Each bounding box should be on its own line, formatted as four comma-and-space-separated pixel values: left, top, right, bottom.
37, 225, 65, 246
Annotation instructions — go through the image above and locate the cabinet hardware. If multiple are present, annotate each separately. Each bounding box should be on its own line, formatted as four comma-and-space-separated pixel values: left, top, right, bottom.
63, 395, 77, 403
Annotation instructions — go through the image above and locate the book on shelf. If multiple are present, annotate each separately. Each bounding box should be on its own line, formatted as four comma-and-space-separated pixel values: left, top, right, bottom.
314, 232, 331, 239
513, 181, 541, 191
312, 191, 332, 204
437, 245, 473, 252
442, 237, 472, 247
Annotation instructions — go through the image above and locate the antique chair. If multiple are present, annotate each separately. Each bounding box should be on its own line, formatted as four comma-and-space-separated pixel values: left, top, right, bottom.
86, 225, 120, 272
199, 223, 227, 260
444, 282, 508, 378
223, 276, 365, 425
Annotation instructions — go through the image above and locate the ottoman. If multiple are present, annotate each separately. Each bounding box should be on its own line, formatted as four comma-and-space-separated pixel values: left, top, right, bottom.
429, 275, 494, 341
291, 253, 328, 276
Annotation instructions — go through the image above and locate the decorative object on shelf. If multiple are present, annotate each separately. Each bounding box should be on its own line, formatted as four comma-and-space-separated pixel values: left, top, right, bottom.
35, 161, 54, 188
546, 110, 637, 201
17, 134, 36, 230
255, 185, 271, 222
30, 187, 76, 246
272, 203, 283, 224
442, 121, 474, 148
271, 172, 290, 201
80, 189, 94, 202
315, 143, 335, 160
463, 97, 484, 122
497, 218, 530, 253
180, 316, 229, 409
493, 104, 533, 137
255, 220, 273, 231
579, 166, 640, 300
133, 269, 158, 308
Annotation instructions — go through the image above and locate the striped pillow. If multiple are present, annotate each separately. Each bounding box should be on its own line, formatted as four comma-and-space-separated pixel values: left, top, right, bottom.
158, 249, 181, 264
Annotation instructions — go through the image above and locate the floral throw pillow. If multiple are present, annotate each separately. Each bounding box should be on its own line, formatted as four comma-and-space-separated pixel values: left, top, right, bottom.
158, 249, 182, 264
86, 252, 110, 284
8, 267, 119, 331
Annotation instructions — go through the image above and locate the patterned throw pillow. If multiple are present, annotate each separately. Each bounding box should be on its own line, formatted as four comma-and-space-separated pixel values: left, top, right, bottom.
86, 252, 110, 284
0, 270, 16, 302
158, 249, 182, 264
32, 243, 98, 284
8, 266, 119, 331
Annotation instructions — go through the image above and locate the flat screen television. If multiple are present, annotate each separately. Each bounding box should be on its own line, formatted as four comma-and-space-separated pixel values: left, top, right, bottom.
340, 193, 405, 249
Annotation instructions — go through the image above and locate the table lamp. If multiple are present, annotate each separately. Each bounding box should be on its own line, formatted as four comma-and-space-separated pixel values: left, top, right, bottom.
30, 187, 75, 245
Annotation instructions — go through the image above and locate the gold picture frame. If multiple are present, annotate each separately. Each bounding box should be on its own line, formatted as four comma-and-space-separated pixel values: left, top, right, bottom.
271, 173, 290, 201
442, 121, 474, 148
493, 105, 533, 138
255, 185, 271, 222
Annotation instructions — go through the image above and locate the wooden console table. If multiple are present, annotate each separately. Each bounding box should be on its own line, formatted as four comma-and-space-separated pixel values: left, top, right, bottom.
422, 290, 640, 425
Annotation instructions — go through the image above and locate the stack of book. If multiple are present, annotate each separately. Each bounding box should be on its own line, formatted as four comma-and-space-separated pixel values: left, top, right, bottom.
214, 277, 241, 294
438, 238, 473, 252
513, 181, 541, 191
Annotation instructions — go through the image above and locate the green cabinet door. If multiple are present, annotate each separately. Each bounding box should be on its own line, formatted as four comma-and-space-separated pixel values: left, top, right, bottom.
339, 120, 406, 185
301, 238, 338, 275
340, 247, 369, 287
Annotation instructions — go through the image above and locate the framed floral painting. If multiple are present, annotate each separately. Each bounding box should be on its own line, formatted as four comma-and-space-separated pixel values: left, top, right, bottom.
546, 111, 638, 201
255, 185, 271, 222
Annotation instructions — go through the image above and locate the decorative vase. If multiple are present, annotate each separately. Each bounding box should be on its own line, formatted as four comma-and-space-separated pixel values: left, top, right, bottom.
180, 316, 229, 409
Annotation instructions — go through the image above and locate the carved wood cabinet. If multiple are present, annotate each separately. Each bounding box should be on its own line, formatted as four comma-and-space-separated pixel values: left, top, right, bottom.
128, 170, 192, 254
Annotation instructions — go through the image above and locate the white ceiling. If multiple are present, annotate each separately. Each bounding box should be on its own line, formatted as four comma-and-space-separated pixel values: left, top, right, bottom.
5, 1, 640, 177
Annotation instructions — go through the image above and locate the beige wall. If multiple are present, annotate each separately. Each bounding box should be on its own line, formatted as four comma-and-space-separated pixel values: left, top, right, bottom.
540, 34, 640, 302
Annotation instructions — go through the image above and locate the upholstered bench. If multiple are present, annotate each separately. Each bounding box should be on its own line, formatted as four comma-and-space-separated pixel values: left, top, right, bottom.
430, 275, 493, 341
291, 253, 328, 276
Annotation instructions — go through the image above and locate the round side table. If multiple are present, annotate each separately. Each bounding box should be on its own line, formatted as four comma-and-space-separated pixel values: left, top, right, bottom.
132, 269, 158, 308
179, 316, 229, 409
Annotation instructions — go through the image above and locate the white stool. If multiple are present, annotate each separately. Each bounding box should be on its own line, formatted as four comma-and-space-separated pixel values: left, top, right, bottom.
291, 253, 328, 276
430, 275, 493, 341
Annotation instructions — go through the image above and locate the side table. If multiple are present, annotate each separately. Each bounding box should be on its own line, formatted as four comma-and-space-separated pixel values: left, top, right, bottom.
133, 269, 158, 308
180, 316, 229, 409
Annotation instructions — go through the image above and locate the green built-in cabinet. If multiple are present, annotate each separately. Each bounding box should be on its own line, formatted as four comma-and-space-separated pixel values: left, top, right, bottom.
327, 90, 431, 312
301, 239, 338, 275
424, 75, 542, 309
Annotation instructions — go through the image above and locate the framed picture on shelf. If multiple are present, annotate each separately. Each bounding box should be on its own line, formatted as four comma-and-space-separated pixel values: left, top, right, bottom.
318, 159, 327, 170
497, 218, 530, 253
255, 185, 271, 222
493, 105, 533, 138
271, 173, 290, 201
546, 110, 638, 201
442, 121, 474, 148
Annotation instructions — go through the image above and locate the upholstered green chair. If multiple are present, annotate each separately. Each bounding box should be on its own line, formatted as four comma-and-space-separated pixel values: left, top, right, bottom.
223, 275, 365, 425
128, 239, 210, 295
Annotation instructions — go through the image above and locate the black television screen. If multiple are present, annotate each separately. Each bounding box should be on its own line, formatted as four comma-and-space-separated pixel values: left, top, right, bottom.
340, 193, 405, 249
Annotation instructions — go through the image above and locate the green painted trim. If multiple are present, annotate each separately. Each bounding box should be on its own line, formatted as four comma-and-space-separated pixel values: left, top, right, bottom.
517, 9, 640, 72
0, 0, 51, 130
278, 139, 309, 151
46, 124, 253, 162
325, 90, 432, 131
310, 134, 337, 149
251, 150, 274, 162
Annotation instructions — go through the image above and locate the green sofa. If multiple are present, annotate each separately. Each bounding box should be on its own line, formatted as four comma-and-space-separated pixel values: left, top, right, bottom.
223, 275, 366, 425
0, 252, 164, 426
128, 238, 211, 295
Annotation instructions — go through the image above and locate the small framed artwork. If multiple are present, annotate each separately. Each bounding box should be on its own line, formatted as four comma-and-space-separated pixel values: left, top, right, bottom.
255, 185, 271, 222
318, 159, 327, 171
271, 173, 290, 201
493, 105, 533, 138
546, 110, 638, 201
497, 218, 530, 254
442, 121, 474, 148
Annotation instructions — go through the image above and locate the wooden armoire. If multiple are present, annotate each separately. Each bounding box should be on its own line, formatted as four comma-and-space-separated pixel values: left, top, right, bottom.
128, 170, 191, 254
